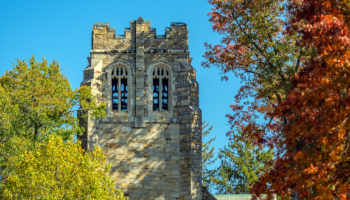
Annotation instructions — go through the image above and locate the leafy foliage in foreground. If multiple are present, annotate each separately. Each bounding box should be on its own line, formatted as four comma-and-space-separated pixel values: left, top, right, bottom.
203, 1, 306, 198
202, 0, 350, 199
0, 56, 106, 185
0, 134, 127, 200
212, 131, 273, 195
202, 121, 216, 192
205, 0, 350, 198
252, 0, 350, 199
0, 56, 106, 141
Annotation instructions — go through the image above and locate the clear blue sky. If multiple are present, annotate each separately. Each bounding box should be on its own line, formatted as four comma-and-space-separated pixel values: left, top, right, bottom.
0, 0, 241, 190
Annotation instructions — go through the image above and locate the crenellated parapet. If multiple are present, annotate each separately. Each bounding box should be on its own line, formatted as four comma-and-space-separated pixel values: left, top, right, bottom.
92, 17, 188, 51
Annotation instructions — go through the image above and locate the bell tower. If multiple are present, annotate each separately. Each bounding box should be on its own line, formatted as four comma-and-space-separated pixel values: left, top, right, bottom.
78, 17, 202, 200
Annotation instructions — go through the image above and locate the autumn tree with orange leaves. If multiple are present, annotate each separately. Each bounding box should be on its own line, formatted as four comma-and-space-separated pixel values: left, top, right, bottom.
203, 0, 308, 197
203, 0, 309, 153
251, 0, 350, 199
204, 0, 350, 199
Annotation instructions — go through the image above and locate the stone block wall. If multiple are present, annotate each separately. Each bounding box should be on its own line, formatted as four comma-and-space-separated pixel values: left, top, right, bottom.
175, 62, 202, 200
78, 17, 204, 200
99, 120, 180, 199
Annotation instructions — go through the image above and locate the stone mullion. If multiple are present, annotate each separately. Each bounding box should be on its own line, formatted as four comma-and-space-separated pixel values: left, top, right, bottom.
118, 77, 121, 112
159, 77, 162, 111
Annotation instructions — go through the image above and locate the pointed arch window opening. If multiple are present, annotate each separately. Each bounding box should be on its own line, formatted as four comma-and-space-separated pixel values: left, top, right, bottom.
111, 67, 128, 112
153, 77, 159, 111
162, 78, 168, 111
112, 77, 119, 111
152, 67, 169, 111
121, 78, 127, 111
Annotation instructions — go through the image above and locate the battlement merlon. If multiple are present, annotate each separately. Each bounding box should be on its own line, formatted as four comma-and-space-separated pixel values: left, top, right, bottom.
91, 17, 189, 50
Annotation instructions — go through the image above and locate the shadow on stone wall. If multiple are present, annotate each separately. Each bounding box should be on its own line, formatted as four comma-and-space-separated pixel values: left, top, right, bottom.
97, 122, 180, 200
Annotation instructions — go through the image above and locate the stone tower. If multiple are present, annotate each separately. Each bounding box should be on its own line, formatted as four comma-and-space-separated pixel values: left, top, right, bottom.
78, 17, 202, 200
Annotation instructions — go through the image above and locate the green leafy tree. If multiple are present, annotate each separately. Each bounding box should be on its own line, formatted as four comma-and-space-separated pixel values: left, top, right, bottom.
202, 121, 216, 191
202, 0, 310, 159
0, 134, 127, 200
202, 1, 312, 198
212, 131, 273, 194
0, 56, 106, 186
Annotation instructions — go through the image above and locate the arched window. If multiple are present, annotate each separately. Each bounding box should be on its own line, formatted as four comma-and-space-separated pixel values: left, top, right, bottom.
152, 67, 169, 111
111, 67, 128, 111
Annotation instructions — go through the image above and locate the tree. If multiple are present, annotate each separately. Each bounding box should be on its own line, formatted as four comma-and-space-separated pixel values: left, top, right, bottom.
250, 0, 350, 199
203, 0, 311, 199
203, 0, 309, 159
212, 131, 273, 194
0, 56, 106, 141
0, 56, 106, 186
202, 0, 301, 197
0, 133, 127, 200
202, 121, 216, 192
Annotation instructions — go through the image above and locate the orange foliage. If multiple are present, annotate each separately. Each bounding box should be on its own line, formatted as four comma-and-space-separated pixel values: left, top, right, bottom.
251, 0, 350, 199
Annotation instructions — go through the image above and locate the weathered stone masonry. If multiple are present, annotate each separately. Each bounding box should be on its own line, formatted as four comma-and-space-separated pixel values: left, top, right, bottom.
78, 17, 203, 200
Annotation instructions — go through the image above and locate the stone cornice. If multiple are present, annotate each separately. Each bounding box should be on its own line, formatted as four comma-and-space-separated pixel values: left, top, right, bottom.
90, 49, 189, 54
99, 117, 181, 123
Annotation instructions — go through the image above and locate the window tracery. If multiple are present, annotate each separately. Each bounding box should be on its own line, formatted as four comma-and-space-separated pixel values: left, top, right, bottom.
111, 67, 128, 111
152, 66, 169, 111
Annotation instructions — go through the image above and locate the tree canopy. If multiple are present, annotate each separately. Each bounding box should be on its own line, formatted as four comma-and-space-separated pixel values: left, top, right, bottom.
252, 0, 350, 199
0, 56, 106, 142
204, 0, 350, 199
0, 134, 127, 200
202, 121, 216, 192
0, 56, 106, 189
203, 0, 309, 150
212, 131, 273, 195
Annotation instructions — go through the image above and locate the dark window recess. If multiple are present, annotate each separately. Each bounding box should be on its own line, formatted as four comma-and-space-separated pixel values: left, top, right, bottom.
153, 78, 159, 111
121, 78, 128, 111
112, 78, 118, 111
162, 78, 168, 111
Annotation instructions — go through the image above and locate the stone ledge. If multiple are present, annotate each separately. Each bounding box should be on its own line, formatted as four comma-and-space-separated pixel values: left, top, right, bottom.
91, 49, 136, 53
156, 35, 166, 39
114, 35, 125, 39
213, 194, 276, 200
99, 117, 181, 123
171, 22, 187, 26
91, 49, 189, 53
80, 79, 92, 86
93, 22, 110, 27
130, 19, 151, 25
